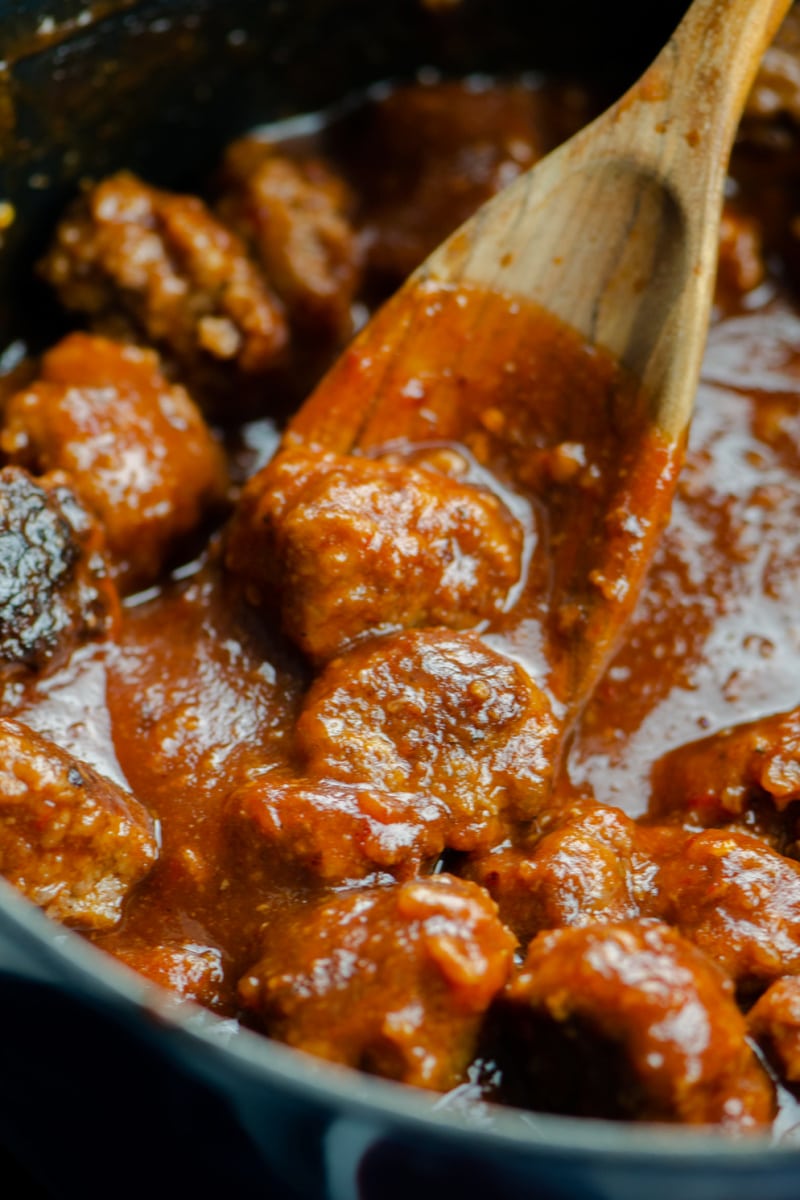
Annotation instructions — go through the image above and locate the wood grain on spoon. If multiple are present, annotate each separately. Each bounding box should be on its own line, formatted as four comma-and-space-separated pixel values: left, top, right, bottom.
286, 0, 793, 724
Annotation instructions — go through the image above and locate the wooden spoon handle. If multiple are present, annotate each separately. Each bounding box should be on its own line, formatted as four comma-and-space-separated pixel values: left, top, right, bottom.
606, 0, 796, 251
423, 0, 794, 446
626, 0, 794, 177
586, 0, 796, 439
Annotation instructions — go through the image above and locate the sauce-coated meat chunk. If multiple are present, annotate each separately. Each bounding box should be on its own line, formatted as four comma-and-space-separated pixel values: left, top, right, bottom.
294, 629, 558, 849
0, 718, 157, 929
225, 448, 524, 664
0, 466, 117, 676
110, 941, 227, 1010
464, 800, 649, 946
655, 830, 800, 988
748, 977, 800, 1084
38, 172, 287, 402
239, 875, 515, 1090
227, 774, 446, 885
651, 707, 800, 834
218, 139, 361, 338
2, 335, 229, 591
495, 921, 774, 1129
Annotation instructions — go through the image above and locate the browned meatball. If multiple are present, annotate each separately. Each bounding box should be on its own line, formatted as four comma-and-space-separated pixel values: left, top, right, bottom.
109, 941, 227, 1010
38, 171, 287, 401
0, 466, 118, 677
0, 718, 157, 929
227, 773, 446, 885
239, 875, 516, 1090
225, 447, 525, 663
2, 335, 229, 592
293, 629, 559, 850
649, 707, 800, 852
218, 139, 361, 338
464, 800, 647, 946
749, 977, 800, 1083
496, 921, 774, 1129
655, 830, 800, 988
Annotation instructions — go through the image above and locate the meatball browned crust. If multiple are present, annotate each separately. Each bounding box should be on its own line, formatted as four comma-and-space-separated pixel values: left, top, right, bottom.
239, 874, 515, 1090
225, 447, 524, 663
38, 171, 288, 402
3, 334, 228, 592
293, 629, 559, 850
0, 718, 157, 929
495, 920, 774, 1129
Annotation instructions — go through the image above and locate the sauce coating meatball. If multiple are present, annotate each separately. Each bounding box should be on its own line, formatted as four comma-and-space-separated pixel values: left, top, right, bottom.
227, 774, 446, 885
655, 830, 800, 988
38, 171, 288, 404
464, 800, 650, 945
111, 940, 227, 1010
218, 139, 361, 338
2, 334, 229, 592
239, 874, 515, 1090
0, 717, 157, 929
225, 447, 525, 663
495, 920, 774, 1129
471, 808, 800, 988
749, 977, 800, 1084
0, 466, 118, 676
293, 628, 558, 849
650, 707, 800, 853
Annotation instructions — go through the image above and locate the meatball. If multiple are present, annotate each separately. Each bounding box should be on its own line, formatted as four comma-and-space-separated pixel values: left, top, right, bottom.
227, 774, 446, 885
464, 800, 648, 946
0, 718, 157, 929
239, 875, 515, 1090
495, 920, 774, 1129
655, 830, 800, 988
293, 629, 559, 850
109, 941, 227, 1010
218, 139, 361, 338
749, 977, 800, 1084
649, 707, 800, 852
2, 334, 229, 592
0, 466, 117, 677
38, 171, 287, 402
224, 447, 525, 663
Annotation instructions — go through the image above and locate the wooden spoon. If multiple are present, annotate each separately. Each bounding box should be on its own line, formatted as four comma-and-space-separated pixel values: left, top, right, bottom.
285, 0, 792, 724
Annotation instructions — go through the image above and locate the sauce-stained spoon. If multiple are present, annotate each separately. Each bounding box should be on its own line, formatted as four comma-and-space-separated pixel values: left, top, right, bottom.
284, 0, 793, 733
